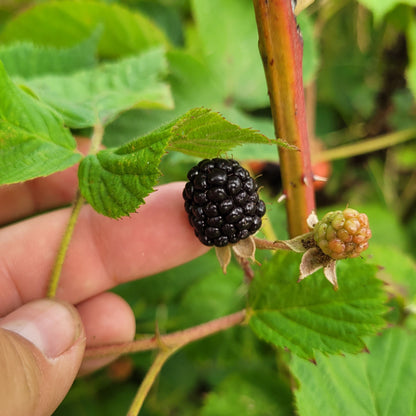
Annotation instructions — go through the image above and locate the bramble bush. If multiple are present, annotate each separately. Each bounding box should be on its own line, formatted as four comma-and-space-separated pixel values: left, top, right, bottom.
0, 0, 416, 415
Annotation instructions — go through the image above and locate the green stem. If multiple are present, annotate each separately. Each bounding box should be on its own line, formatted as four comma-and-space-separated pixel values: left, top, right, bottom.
89, 119, 104, 155
126, 348, 178, 416
46, 121, 104, 298
120, 310, 246, 415
314, 128, 416, 163
253, 0, 316, 237
47, 191, 85, 298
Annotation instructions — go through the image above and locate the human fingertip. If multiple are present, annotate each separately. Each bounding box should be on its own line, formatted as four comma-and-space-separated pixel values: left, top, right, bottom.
0, 299, 83, 359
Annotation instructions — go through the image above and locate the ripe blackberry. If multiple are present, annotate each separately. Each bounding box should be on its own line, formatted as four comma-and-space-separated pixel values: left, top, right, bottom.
313, 208, 371, 260
183, 158, 266, 247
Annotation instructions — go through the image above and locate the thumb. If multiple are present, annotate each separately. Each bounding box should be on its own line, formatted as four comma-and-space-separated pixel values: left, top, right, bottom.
0, 299, 86, 416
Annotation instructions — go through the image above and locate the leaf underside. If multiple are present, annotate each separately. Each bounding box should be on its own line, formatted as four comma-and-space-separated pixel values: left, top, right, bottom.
21, 47, 173, 128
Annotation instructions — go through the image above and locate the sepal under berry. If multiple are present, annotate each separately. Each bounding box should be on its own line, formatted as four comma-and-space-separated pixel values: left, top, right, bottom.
299, 247, 338, 289
215, 235, 257, 275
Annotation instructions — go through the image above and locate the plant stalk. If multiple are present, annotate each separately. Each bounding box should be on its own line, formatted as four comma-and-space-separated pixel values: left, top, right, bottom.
314, 128, 416, 163
84, 309, 247, 359
126, 348, 178, 416
46, 121, 104, 297
253, 0, 315, 237
47, 191, 85, 298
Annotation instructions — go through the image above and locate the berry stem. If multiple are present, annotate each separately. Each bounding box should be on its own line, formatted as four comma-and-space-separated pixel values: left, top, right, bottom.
253, 0, 315, 237
84, 310, 247, 359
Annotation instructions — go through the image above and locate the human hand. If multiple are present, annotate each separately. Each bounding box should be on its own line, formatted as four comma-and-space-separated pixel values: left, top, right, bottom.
0, 142, 208, 416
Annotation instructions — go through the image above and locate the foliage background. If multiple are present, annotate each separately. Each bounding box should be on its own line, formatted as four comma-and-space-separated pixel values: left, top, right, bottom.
0, 0, 415, 415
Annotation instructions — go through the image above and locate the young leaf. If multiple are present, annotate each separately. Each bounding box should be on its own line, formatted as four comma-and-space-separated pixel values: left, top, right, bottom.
291, 328, 416, 416
79, 107, 278, 217
78, 129, 170, 219
23, 48, 173, 128
248, 251, 387, 359
0, 61, 81, 185
0, 29, 100, 78
0, 0, 167, 59
167, 107, 276, 157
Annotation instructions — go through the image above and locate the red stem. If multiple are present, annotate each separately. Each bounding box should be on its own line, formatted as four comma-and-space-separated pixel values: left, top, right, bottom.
253, 0, 315, 237
84, 310, 246, 359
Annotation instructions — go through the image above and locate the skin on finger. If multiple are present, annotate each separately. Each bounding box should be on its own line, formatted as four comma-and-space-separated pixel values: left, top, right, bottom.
0, 182, 209, 316
0, 137, 91, 226
75, 292, 136, 375
0, 302, 86, 416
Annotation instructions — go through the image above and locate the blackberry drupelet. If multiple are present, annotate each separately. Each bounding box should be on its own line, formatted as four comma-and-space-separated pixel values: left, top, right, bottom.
183, 158, 266, 247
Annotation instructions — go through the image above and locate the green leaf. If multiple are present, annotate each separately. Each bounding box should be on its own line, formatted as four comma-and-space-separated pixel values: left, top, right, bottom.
0, 0, 167, 59
248, 251, 387, 359
368, 242, 416, 303
103, 50, 277, 148
291, 327, 416, 416
167, 107, 275, 158
80, 107, 277, 217
357, 0, 416, 23
191, 0, 268, 110
200, 368, 293, 416
317, 7, 381, 122
191, 0, 319, 109
406, 18, 416, 99
23, 48, 173, 128
78, 127, 170, 219
0, 61, 81, 185
298, 12, 319, 84
0, 29, 100, 78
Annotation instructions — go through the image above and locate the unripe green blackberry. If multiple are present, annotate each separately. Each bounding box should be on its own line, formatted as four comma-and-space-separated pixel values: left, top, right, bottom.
183, 158, 266, 247
313, 208, 371, 260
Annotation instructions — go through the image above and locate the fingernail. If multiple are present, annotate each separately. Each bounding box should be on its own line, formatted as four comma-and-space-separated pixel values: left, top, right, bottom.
0, 299, 82, 358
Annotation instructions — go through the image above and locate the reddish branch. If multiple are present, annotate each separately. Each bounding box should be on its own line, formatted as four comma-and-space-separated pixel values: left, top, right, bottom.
84, 310, 247, 359
253, 0, 315, 237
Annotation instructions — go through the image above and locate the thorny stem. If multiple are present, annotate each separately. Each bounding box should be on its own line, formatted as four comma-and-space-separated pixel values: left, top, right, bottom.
126, 348, 179, 416
88, 310, 247, 415
84, 310, 247, 359
46, 121, 104, 298
253, 0, 315, 237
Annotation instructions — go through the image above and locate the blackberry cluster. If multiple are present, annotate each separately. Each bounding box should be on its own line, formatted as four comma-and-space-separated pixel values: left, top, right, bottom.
183, 158, 266, 247
314, 208, 371, 260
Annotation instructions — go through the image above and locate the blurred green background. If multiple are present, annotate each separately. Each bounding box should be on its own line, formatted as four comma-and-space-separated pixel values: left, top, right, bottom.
1, 0, 415, 414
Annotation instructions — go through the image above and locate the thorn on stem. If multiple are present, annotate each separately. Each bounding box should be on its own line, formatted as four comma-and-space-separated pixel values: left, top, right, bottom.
313, 174, 328, 183
277, 193, 287, 203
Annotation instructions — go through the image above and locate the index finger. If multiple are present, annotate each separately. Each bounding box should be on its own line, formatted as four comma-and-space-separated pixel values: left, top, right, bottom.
0, 182, 209, 317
